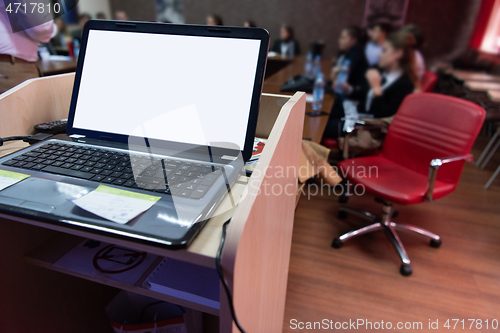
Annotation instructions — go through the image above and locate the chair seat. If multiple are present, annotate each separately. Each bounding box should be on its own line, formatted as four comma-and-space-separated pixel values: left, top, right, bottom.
321, 138, 339, 149
338, 156, 456, 205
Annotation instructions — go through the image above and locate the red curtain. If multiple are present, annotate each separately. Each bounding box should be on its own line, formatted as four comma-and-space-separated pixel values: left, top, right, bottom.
469, 0, 497, 49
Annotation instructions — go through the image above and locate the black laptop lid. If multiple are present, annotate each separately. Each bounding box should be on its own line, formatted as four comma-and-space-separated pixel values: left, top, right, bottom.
66, 20, 269, 161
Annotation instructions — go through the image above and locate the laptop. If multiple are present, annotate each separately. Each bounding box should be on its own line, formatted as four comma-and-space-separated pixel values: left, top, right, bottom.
0, 20, 269, 248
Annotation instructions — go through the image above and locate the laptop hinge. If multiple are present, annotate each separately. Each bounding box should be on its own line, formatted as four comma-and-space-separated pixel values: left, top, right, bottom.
69, 134, 86, 142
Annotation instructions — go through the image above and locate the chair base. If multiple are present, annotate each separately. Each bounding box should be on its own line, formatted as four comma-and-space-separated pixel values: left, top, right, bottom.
332, 202, 441, 276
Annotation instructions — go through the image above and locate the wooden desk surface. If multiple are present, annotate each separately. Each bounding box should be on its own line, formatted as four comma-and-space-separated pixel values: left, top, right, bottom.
450, 69, 500, 82
464, 80, 500, 92
37, 59, 77, 77
263, 56, 333, 143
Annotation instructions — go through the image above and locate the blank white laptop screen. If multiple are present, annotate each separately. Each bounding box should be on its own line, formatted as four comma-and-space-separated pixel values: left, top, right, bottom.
72, 30, 262, 150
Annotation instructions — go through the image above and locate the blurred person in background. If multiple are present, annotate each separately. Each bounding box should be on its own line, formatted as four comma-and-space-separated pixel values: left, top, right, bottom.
244, 20, 256, 28
365, 22, 392, 67
324, 31, 417, 140
206, 14, 223, 26
331, 25, 369, 98
271, 24, 301, 56
96, 12, 107, 20
401, 24, 425, 79
49, 18, 69, 54
0, 1, 55, 94
114, 11, 129, 21
71, 13, 91, 44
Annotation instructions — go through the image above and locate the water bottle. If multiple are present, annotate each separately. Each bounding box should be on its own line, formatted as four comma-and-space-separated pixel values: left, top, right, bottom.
334, 59, 350, 93
312, 73, 325, 113
38, 45, 50, 60
304, 52, 314, 78
73, 39, 80, 58
313, 54, 322, 77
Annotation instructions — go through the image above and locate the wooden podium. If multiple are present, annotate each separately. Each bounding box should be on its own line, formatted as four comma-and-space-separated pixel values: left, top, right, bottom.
0, 73, 305, 332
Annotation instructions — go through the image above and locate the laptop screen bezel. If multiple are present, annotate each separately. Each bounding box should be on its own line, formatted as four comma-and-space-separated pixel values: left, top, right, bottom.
66, 20, 269, 161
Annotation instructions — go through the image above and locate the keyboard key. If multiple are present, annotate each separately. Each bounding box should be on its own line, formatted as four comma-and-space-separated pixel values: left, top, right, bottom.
12, 156, 27, 161
61, 163, 74, 169
112, 178, 126, 185
51, 161, 64, 167
94, 163, 105, 168
21, 162, 36, 169
22, 152, 40, 157
41, 166, 94, 179
111, 171, 123, 178
101, 170, 113, 176
121, 173, 133, 180
190, 185, 209, 199
123, 180, 136, 187
91, 175, 105, 182
31, 164, 46, 170
102, 177, 116, 184
1, 160, 16, 166
178, 190, 192, 197
183, 183, 197, 190
71, 165, 84, 170
81, 166, 93, 172
202, 174, 219, 186
91, 168, 103, 174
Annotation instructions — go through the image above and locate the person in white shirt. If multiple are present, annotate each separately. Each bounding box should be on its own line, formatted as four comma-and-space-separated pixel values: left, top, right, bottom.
0, 2, 55, 94
365, 22, 392, 67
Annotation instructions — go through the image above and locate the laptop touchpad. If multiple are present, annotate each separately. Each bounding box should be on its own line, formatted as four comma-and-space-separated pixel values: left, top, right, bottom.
0, 178, 91, 212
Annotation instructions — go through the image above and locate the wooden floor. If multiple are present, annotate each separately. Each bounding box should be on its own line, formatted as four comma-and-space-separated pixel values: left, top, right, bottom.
283, 136, 500, 332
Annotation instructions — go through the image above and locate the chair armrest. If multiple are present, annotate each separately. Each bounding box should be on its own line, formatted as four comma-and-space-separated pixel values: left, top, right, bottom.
425, 154, 474, 202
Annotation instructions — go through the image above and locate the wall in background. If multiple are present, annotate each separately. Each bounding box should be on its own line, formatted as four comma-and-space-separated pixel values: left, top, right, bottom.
107, 0, 481, 62
109, 0, 156, 21
78, 0, 112, 20
406, 0, 481, 62
184, 0, 366, 59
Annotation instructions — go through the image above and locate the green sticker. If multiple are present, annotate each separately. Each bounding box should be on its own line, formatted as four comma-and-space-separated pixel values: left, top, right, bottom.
0, 170, 30, 181
94, 185, 161, 202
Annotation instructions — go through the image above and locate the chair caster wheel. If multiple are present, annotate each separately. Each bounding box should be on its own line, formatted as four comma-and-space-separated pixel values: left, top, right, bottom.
400, 264, 412, 276
430, 239, 442, 248
338, 195, 348, 204
332, 238, 343, 249
392, 210, 399, 219
338, 210, 348, 219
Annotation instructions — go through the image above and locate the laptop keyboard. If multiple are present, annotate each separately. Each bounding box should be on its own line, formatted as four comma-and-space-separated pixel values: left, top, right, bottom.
1, 142, 223, 199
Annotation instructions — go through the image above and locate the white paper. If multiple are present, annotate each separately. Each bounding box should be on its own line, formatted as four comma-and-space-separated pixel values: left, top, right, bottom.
0, 170, 30, 191
72, 185, 160, 224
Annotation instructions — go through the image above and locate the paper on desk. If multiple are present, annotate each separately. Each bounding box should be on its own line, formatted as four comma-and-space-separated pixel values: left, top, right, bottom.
0, 170, 30, 191
72, 185, 161, 224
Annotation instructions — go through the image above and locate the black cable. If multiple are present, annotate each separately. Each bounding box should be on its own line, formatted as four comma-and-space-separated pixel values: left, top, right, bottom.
216, 219, 246, 333
0, 133, 54, 147
0, 136, 29, 147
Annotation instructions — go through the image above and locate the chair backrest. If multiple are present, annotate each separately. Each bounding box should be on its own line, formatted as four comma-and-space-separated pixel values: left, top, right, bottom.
382, 93, 485, 185
420, 70, 437, 92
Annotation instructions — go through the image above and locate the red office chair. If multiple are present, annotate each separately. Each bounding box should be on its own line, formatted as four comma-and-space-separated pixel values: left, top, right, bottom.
332, 93, 485, 276
421, 70, 438, 92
